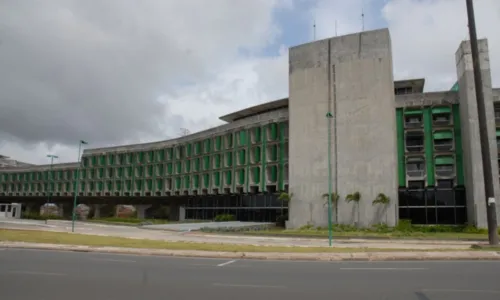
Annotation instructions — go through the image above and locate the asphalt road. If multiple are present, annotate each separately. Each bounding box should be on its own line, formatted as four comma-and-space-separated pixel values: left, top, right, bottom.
0, 249, 499, 300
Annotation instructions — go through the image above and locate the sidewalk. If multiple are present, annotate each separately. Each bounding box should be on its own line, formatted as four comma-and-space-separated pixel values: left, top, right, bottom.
1, 242, 499, 261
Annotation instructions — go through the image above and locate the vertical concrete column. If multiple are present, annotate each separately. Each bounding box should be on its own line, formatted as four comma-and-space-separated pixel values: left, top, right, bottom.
58, 204, 64, 217
93, 204, 102, 219
455, 39, 500, 227
288, 29, 397, 228
168, 203, 185, 221
135, 205, 152, 219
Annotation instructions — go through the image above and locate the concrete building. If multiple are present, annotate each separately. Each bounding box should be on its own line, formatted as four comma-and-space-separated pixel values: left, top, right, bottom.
1, 28, 499, 228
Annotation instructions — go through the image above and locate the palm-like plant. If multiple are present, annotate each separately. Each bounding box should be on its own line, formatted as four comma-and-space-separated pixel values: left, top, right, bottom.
372, 193, 390, 206
278, 192, 293, 216
345, 191, 361, 203
322, 192, 339, 206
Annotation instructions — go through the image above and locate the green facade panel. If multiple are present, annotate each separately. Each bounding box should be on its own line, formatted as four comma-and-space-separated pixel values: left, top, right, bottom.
433, 130, 453, 140
435, 156, 454, 165
423, 107, 435, 186
452, 104, 465, 185
215, 136, 222, 151
214, 172, 220, 186
432, 106, 451, 114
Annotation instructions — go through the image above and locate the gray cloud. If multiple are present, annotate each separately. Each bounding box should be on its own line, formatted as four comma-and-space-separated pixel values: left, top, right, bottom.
0, 0, 287, 149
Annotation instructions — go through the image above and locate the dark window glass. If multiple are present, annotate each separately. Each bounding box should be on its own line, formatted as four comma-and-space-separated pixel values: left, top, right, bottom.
437, 208, 455, 224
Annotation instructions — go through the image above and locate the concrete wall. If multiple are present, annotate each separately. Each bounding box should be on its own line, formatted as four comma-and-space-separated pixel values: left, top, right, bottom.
455, 39, 500, 227
288, 28, 397, 228
395, 91, 458, 108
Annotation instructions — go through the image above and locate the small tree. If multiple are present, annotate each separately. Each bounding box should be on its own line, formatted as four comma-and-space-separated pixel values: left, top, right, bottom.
322, 192, 339, 223
372, 193, 390, 224
278, 192, 293, 216
345, 192, 361, 203
345, 191, 361, 226
372, 193, 390, 205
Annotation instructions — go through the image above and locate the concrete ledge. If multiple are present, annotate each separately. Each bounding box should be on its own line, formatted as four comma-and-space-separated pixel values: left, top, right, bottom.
1, 242, 499, 261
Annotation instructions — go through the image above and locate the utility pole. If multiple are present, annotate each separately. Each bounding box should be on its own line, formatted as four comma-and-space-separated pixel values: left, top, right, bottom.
465, 0, 499, 245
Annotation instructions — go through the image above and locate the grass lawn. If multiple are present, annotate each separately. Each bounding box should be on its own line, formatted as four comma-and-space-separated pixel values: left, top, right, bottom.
230, 229, 490, 241
0, 229, 458, 253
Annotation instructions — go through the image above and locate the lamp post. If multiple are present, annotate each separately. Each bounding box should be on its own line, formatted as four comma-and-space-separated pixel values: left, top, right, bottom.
72, 140, 88, 232
46, 154, 58, 220
326, 112, 333, 246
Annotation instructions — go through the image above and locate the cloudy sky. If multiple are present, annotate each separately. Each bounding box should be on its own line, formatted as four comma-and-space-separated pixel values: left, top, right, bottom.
0, 0, 499, 165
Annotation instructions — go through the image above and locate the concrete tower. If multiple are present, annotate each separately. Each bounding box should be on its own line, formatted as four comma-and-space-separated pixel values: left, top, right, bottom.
455, 39, 500, 227
288, 28, 398, 228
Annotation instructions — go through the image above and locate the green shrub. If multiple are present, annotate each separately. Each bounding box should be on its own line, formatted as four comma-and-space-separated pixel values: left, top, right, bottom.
214, 214, 236, 222
396, 219, 413, 232
22, 212, 64, 220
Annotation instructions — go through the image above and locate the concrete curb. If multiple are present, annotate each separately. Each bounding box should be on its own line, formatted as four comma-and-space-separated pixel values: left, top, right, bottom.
1, 242, 499, 261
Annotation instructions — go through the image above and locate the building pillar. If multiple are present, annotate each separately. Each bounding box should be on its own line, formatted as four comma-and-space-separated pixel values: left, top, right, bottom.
168, 203, 185, 221
135, 205, 152, 219
58, 204, 64, 217
455, 39, 500, 228
93, 205, 102, 219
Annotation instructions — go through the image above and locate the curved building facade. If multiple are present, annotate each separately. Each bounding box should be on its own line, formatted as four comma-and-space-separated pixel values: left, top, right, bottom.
1, 28, 500, 228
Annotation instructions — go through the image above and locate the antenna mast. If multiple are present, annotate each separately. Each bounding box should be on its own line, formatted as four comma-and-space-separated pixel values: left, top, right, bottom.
313, 19, 316, 41
361, 8, 365, 32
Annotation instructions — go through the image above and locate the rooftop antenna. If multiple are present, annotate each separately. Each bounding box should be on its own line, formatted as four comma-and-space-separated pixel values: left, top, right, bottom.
335, 20, 338, 36
179, 128, 190, 137
313, 19, 316, 41
361, 7, 365, 32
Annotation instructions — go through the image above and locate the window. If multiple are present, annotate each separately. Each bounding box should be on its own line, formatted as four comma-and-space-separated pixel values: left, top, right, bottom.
405, 131, 424, 152
433, 130, 454, 152
395, 87, 413, 95
404, 115, 422, 128
435, 156, 455, 177
432, 107, 452, 126
406, 157, 425, 177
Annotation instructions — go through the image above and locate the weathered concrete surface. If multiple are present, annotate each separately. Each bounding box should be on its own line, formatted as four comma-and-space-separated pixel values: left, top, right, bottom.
288, 28, 397, 228
455, 39, 500, 227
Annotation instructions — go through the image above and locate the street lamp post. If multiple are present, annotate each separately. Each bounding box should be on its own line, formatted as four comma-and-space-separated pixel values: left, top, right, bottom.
72, 140, 88, 232
46, 154, 58, 220
326, 112, 333, 247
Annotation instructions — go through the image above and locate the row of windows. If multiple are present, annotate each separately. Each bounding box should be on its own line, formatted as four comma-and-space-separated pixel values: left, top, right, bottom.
0, 167, 286, 193
398, 186, 466, 225
404, 107, 454, 129
405, 130, 455, 153
0, 146, 289, 183
81, 123, 288, 168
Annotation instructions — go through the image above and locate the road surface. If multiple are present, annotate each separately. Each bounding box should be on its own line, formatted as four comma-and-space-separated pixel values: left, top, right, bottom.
0, 249, 499, 300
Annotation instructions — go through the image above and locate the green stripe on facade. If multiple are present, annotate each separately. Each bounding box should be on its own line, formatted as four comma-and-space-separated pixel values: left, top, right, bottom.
452, 104, 464, 185
433, 130, 453, 140
435, 156, 454, 165
423, 107, 435, 186
396, 108, 406, 187
278, 122, 285, 191
261, 125, 267, 192
246, 129, 251, 193
404, 109, 423, 115
431, 106, 452, 114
